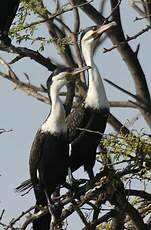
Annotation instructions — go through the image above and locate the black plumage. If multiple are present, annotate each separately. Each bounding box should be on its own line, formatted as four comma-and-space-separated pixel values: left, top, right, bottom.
30, 70, 69, 230
31, 132, 69, 230
0, 0, 20, 46
16, 66, 89, 230
68, 107, 109, 178
29, 130, 69, 191
16, 22, 116, 194
67, 22, 116, 178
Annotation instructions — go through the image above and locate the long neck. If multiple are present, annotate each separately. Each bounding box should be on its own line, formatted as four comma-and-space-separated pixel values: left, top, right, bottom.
82, 43, 109, 110
41, 85, 67, 134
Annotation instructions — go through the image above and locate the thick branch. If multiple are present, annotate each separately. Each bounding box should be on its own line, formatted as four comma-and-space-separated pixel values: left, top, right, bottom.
125, 189, 151, 201
113, 191, 148, 230
0, 71, 49, 104
108, 112, 130, 134
144, 0, 151, 25
77, 0, 151, 127
82, 210, 116, 230
111, 206, 125, 230
42, 7, 76, 115
0, 46, 57, 71
110, 101, 137, 108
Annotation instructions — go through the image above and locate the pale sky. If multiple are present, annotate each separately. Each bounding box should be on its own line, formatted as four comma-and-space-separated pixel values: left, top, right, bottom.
0, 0, 151, 229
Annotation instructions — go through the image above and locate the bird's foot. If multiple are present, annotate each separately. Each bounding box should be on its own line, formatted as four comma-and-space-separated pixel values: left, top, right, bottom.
44, 190, 63, 229
46, 200, 63, 230
49, 202, 63, 220
71, 178, 88, 187
67, 167, 88, 186
64, 178, 88, 200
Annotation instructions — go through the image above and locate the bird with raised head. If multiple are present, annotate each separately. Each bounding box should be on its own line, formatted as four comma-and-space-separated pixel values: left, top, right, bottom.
67, 21, 116, 179
16, 22, 116, 228
23, 66, 89, 230
0, 0, 20, 46
16, 22, 116, 192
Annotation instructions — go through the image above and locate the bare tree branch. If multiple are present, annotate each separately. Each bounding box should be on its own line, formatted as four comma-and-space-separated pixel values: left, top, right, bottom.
0, 57, 49, 104
0, 45, 57, 71
109, 101, 137, 108
76, 0, 151, 127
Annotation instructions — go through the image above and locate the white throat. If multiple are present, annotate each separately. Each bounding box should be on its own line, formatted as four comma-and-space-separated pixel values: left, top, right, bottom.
81, 42, 109, 110
41, 85, 67, 134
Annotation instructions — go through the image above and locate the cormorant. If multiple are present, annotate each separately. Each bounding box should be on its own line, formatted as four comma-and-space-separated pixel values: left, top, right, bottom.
67, 22, 116, 179
27, 66, 89, 230
0, 0, 20, 46
16, 22, 116, 195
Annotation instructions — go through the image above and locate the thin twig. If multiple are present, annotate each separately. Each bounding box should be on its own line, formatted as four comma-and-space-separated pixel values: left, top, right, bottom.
15, 1, 94, 32
103, 25, 151, 53
104, 78, 142, 101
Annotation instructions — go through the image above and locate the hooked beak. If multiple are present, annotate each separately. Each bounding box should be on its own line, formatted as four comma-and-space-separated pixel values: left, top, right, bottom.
71, 66, 91, 76
65, 66, 91, 81
93, 21, 116, 40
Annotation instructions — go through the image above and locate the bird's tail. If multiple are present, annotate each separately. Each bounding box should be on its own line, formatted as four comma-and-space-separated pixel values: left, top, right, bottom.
16, 180, 51, 229
15, 179, 33, 193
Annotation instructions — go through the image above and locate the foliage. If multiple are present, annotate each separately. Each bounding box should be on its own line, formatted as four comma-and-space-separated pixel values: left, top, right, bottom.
0, 0, 151, 229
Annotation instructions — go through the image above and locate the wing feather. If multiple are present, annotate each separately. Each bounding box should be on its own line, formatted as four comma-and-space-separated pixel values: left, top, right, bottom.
29, 129, 46, 186
66, 103, 86, 142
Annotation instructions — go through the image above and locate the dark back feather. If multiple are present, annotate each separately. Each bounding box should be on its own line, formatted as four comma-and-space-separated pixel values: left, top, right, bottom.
66, 101, 86, 142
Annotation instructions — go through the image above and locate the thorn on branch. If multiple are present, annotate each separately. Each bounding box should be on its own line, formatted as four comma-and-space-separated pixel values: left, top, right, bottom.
103, 25, 151, 53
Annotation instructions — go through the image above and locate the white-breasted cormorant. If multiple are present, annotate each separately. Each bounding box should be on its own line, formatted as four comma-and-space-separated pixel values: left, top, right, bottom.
26, 66, 89, 230
16, 23, 116, 194
68, 22, 116, 179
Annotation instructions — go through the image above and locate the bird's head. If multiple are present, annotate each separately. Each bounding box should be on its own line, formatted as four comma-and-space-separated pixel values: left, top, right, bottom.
47, 66, 90, 93
80, 21, 116, 46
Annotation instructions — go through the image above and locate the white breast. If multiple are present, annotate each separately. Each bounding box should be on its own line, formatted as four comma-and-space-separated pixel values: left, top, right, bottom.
41, 115, 67, 134
85, 67, 109, 110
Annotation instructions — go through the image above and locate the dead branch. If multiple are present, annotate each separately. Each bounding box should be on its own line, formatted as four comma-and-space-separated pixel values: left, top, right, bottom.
103, 25, 151, 53
77, 0, 151, 127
